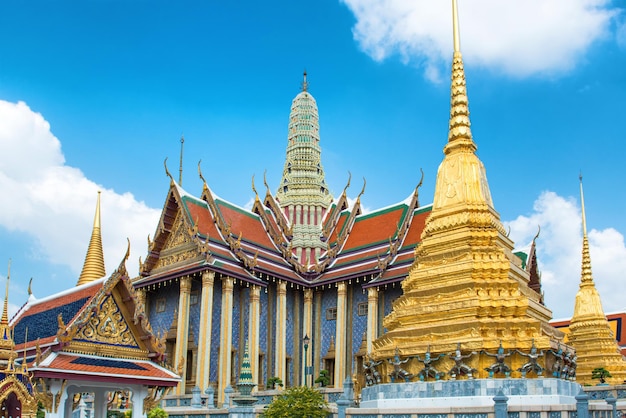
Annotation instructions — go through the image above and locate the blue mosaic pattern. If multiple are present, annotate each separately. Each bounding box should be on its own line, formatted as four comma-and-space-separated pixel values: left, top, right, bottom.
14, 297, 90, 344
529, 412, 541, 418
147, 283, 179, 338
165, 399, 177, 407
617, 389, 626, 399
259, 289, 269, 386
588, 390, 610, 400
383, 286, 402, 317
508, 413, 520, 418
188, 280, 202, 350
352, 285, 368, 356
549, 412, 562, 418
383, 415, 411, 418
569, 412, 578, 418
232, 284, 241, 379
352, 415, 378, 418
419, 415, 448, 418
286, 286, 295, 385
209, 279, 223, 383
320, 288, 337, 363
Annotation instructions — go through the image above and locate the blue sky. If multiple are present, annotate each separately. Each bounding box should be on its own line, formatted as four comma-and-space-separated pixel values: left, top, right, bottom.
1, 0, 625, 319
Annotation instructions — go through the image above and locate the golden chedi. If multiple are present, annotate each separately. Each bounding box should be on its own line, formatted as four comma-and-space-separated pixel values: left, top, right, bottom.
371, 0, 565, 378
566, 177, 626, 385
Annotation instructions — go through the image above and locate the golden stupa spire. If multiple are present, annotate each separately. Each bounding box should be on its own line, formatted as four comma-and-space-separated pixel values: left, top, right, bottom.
579, 174, 593, 286
568, 175, 626, 384
445, 0, 476, 156
1, 260, 10, 329
76, 191, 106, 286
371, 0, 560, 375
0, 261, 16, 365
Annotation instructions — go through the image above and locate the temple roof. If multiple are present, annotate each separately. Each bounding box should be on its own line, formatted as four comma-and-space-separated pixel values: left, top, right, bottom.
136, 177, 431, 289
11, 250, 178, 387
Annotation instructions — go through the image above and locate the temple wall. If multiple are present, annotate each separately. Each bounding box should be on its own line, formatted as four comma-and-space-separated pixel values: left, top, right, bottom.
209, 279, 222, 383
351, 286, 368, 356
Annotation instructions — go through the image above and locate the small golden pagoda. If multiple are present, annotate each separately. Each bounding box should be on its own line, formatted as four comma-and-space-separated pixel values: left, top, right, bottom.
567, 176, 626, 385
371, 0, 565, 378
76, 191, 106, 286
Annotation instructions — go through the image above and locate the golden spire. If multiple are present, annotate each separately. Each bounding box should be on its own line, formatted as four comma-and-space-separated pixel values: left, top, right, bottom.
76, 191, 106, 286
0, 261, 16, 364
579, 174, 593, 286
1, 260, 10, 328
445, 0, 476, 156
568, 174, 626, 384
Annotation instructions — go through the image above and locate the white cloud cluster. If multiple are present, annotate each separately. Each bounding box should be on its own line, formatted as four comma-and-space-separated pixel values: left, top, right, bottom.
0, 100, 160, 288
341, 0, 617, 81
506, 191, 626, 319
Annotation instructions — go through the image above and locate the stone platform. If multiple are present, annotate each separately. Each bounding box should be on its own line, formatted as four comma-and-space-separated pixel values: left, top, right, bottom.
360, 378, 582, 408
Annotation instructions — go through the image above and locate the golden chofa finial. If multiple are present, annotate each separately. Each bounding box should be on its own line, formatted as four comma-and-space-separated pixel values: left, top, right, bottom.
301, 70, 308, 92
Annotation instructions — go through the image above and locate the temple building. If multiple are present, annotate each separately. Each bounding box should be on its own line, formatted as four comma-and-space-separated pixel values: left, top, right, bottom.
8, 198, 180, 418
6, 2, 626, 413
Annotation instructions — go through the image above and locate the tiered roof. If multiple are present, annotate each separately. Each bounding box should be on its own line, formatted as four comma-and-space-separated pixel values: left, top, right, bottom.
10, 247, 179, 387
136, 172, 432, 290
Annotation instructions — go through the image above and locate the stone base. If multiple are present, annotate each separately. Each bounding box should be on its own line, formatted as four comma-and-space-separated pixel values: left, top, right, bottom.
360, 378, 582, 408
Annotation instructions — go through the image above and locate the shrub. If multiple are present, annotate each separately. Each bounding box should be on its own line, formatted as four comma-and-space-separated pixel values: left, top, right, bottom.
262, 386, 329, 418
147, 407, 168, 418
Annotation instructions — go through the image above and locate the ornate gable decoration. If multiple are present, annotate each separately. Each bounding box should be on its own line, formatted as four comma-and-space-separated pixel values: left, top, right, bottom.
74, 294, 139, 348
154, 211, 198, 270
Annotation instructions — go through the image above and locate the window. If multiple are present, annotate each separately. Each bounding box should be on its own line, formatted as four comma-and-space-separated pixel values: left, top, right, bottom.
326, 307, 337, 320
357, 302, 368, 317
156, 298, 166, 313
190, 291, 199, 305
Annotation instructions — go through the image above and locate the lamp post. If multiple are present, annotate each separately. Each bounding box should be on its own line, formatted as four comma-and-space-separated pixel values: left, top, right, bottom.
303, 334, 310, 386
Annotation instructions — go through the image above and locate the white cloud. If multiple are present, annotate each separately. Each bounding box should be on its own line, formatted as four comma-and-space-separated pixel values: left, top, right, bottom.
505, 191, 626, 319
341, 0, 617, 80
0, 100, 160, 288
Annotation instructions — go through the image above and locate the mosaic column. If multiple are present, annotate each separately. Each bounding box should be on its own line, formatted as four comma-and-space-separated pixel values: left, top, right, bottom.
335, 281, 347, 388
174, 276, 192, 395
218, 276, 234, 405
303, 288, 313, 386
275, 280, 287, 385
366, 287, 378, 353
248, 285, 261, 391
196, 270, 215, 391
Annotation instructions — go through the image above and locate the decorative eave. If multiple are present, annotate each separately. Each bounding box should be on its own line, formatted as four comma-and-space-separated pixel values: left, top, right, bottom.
57, 244, 167, 361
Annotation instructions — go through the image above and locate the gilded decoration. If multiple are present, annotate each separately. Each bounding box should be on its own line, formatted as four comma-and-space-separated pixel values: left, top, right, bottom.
75, 295, 138, 347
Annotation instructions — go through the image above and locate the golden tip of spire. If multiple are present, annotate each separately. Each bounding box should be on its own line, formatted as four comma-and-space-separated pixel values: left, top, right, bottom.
579, 173, 587, 237
452, 0, 461, 53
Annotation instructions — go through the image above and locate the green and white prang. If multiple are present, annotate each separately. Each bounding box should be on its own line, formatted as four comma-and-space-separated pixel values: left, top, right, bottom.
276, 73, 333, 265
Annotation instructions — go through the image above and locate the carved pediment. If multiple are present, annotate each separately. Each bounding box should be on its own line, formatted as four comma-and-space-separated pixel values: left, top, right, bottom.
154, 211, 201, 270
74, 295, 139, 348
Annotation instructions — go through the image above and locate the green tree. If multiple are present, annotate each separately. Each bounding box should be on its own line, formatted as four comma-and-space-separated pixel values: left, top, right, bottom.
147, 407, 168, 418
314, 369, 330, 387
591, 367, 612, 384
262, 386, 329, 418
266, 376, 284, 389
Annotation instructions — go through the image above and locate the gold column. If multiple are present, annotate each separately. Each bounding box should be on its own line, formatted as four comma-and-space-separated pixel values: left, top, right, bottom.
303, 288, 313, 386
218, 276, 234, 405
366, 287, 378, 353
248, 285, 261, 391
334, 282, 347, 388
174, 276, 192, 395
275, 280, 287, 385
136, 288, 148, 317
196, 270, 215, 391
